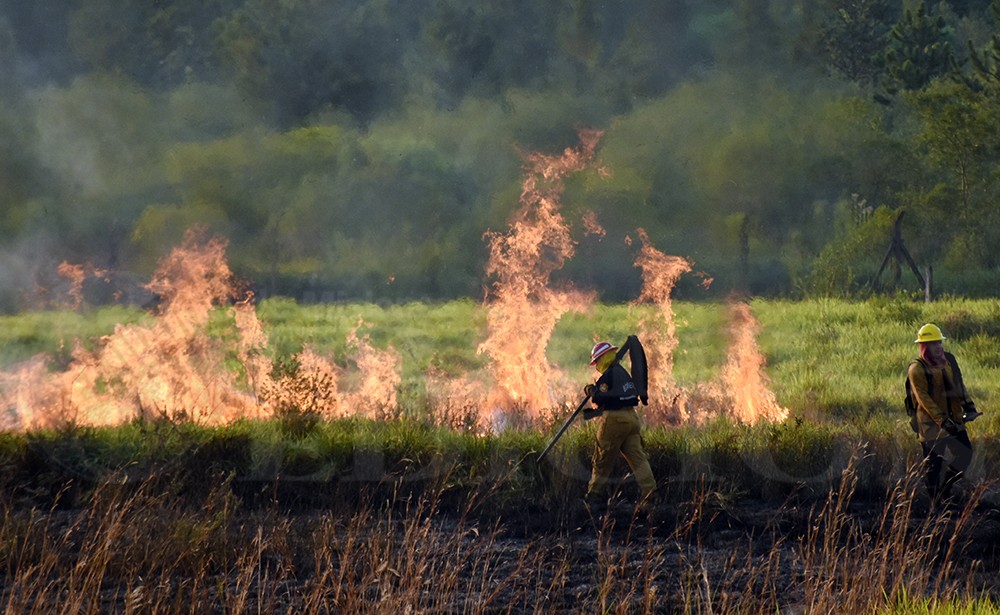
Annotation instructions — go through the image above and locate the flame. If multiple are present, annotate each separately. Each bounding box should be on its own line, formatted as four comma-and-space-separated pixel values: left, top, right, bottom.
631, 228, 693, 421
56, 262, 88, 309
476, 129, 602, 422
627, 233, 786, 427
719, 302, 788, 425
0, 143, 789, 433
263, 345, 340, 419
0, 231, 252, 428
582, 211, 606, 238
232, 295, 278, 402
0, 230, 404, 431
235, 298, 401, 423
30, 261, 111, 310
234, 297, 341, 420
341, 319, 402, 419
72, 231, 259, 425
0, 357, 63, 431
424, 368, 487, 430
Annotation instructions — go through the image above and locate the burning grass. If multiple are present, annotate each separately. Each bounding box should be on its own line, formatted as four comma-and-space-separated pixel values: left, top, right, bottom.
0, 233, 795, 433
3, 297, 1000, 432
476, 128, 603, 418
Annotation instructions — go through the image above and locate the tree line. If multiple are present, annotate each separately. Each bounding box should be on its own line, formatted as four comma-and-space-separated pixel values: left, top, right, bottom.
1, 0, 999, 310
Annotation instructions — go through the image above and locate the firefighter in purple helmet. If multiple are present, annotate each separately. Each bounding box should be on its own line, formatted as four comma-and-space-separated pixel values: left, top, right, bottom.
584, 338, 656, 505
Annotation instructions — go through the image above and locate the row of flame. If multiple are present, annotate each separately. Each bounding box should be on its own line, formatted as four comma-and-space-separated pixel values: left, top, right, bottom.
0, 130, 786, 432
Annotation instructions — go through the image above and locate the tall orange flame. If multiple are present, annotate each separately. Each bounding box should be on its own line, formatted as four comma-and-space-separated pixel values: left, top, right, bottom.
627, 233, 787, 426
632, 228, 693, 421
476, 129, 602, 422
719, 302, 788, 425
0, 176, 789, 433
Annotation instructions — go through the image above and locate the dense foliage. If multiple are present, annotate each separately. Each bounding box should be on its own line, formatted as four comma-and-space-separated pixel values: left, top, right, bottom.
2, 0, 1000, 308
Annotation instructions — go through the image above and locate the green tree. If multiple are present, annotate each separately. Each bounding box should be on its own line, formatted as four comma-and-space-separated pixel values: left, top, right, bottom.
69, 0, 241, 87
808, 0, 899, 84
908, 79, 1000, 266
0, 102, 44, 237
946, 0, 994, 17
0, 17, 45, 232
216, 0, 410, 125
415, 0, 563, 108
28, 74, 172, 266
0, 0, 83, 82
156, 127, 352, 278
962, 0, 1000, 86
882, 2, 955, 94
593, 0, 711, 111
693, 0, 812, 71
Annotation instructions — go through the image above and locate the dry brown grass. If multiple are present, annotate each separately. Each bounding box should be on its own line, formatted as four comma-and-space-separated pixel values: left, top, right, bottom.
0, 455, 994, 614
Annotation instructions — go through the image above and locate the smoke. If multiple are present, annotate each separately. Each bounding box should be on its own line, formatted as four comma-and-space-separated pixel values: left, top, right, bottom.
0, 2, 693, 305
0, 0, 812, 431
0, 232, 63, 312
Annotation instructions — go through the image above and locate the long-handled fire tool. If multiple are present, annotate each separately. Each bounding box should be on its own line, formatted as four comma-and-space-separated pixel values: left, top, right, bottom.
536, 393, 595, 463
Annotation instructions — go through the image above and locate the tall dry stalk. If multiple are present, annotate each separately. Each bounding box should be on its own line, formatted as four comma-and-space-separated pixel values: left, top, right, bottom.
799, 455, 987, 613
1, 472, 579, 613
1, 455, 993, 614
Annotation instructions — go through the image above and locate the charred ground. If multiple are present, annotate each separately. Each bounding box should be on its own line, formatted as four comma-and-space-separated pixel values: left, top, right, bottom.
3, 423, 1000, 613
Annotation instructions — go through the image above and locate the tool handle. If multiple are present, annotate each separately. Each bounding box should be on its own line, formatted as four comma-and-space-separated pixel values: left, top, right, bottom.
536, 394, 592, 463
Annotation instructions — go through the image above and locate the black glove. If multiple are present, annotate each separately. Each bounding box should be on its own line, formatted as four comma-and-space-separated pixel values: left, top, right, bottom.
963, 401, 982, 422
640, 394, 648, 406
941, 418, 961, 436
584, 384, 595, 397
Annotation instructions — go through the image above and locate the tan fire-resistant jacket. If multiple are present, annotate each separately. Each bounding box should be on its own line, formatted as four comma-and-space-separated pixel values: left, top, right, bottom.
908, 358, 969, 442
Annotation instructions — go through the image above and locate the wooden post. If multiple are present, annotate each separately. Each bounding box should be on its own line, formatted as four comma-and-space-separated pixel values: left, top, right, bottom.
872, 210, 925, 292
924, 265, 933, 303
739, 213, 750, 293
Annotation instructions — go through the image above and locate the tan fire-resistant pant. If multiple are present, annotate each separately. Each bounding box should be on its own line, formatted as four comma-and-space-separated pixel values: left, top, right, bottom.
586, 408, 656, 499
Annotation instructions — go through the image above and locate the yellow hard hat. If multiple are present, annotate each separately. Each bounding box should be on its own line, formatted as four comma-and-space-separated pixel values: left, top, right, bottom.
914, 323, 946, 343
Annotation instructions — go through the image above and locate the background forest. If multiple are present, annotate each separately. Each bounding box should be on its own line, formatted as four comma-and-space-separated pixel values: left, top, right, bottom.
2, 0, 1000, 309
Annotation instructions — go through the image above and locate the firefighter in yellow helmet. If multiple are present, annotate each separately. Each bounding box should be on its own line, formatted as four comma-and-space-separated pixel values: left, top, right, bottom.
583, 338, 656, 507
907, 323, 980, 506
